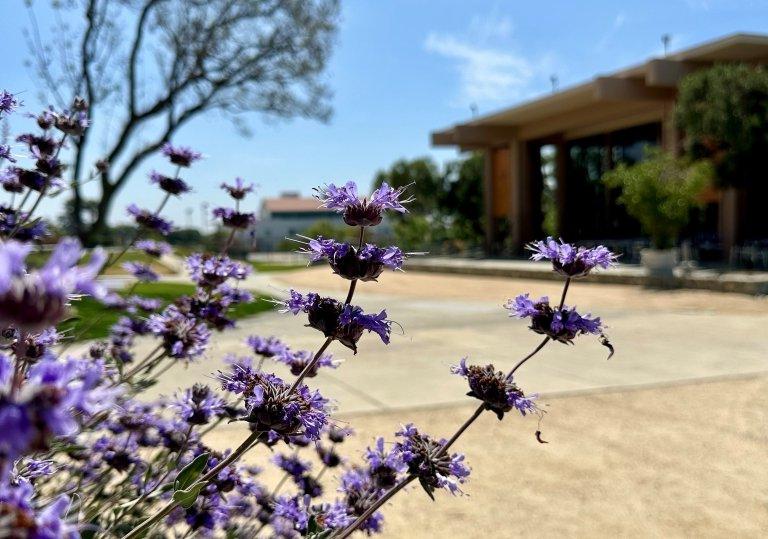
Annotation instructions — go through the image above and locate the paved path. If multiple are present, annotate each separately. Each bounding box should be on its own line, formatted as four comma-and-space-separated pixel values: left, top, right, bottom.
140, 266, 768, 414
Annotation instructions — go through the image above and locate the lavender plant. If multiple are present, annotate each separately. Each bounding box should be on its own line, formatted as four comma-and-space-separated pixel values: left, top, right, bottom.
0, 91, 617, 538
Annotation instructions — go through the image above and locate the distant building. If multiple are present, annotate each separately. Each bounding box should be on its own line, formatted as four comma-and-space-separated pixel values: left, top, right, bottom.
432, 33, 768, 259
254, 192, 335, 251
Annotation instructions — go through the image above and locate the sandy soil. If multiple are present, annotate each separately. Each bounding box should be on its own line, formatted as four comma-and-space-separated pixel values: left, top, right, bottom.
206, 374, 768, 538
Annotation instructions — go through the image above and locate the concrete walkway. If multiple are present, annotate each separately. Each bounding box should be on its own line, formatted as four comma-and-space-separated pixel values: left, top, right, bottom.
141, 266, 768, 415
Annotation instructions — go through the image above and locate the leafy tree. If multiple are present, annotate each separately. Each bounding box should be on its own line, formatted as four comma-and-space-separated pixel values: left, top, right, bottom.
602, 149, 713, 249
373, 158, 443, 215
372, 153, 485, 250
26, 0, 340, 244
675, 64, 768, 188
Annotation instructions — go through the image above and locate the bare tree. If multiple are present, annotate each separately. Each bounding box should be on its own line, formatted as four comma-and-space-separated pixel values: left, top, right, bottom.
25, 0, 339, 244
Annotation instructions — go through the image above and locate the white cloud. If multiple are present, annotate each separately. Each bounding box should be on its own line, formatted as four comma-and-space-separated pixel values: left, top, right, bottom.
425, 31, 539, 106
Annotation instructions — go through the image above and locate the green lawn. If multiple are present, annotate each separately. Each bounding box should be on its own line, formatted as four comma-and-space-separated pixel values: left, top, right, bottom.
60, 282, 274, 342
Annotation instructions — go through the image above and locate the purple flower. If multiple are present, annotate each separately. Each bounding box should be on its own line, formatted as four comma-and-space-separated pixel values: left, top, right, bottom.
172, 384, 226, 425
275, 348, 339, 377
161, 143, 201, 167
337, 468, 385, 533
0, 354, 117, 463
393, 424, 470, 499
0, 481, 78, 538
212, 207, 256, 229
273, 495, 310, 533
217, 367, 328, 442
246, 335, 287, 358
273, 453, 312, 478
280, 290, 392, 353
0, 91, 19, 115
221, 177, 254, 200
505, 294, 603, 344
315, 181, 412, 226
0, 145, 15, 164
126, 295, 161, 314
148, 305, 211, 360
126, 204, 173, 235
134, 240, 171, 258
150, 170, 191, 195
305, 237, 406, 281
528, 237, 618, 278
122, 261, 159, 282
365, 437, 407, 490
451, 358, 537, 419
53, 109, 89, 137
0, 238, 106, 331
185, 253, 250, 287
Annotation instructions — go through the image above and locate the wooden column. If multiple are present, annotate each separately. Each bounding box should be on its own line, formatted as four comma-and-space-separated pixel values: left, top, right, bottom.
508, 139, 526, 253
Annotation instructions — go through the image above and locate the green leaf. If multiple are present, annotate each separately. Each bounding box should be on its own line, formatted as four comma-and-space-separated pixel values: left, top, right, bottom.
172, 482, 207, 509
174, 452, 209, 491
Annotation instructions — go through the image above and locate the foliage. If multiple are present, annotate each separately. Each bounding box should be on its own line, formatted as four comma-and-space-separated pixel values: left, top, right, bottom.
602, 149, 712, 249
26, 0, 340, 244
675, 63, 768, 188
373, 153, 484, 251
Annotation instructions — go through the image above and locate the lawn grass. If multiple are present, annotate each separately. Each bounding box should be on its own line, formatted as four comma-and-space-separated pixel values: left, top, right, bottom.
250, 261, 306, 272
59, 282, 274, 342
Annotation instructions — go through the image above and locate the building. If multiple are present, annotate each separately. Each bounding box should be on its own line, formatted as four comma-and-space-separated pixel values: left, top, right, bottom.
254, 192, 335, 251
431, 33, 768, 259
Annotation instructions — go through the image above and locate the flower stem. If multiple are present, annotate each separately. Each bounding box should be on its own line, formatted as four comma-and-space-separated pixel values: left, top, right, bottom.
122, 430, 262, 539
333, 476, 416, 539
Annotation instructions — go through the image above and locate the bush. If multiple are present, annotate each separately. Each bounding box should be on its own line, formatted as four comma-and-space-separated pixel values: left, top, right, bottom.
602, 149, 712, 249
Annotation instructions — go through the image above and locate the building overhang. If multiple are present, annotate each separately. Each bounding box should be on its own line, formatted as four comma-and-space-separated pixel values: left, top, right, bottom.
432, 33, 768, 148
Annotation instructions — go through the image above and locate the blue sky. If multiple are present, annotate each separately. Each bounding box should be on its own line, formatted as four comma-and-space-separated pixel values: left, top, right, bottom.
2, 0, 768, 228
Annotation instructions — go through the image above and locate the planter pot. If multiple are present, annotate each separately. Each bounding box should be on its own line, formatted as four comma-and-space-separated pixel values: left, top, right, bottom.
640, 248, 678, 279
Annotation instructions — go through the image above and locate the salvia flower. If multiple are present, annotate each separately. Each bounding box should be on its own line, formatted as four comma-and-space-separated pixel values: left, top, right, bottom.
148, 305, 211, 360
365, 437, 406, 490
451, 358, 537, 419
186, 253, 250, 287
122, 261, 159, 282
127, 204, 173, 235
0, 481, 78, 538
172, 384, 226, 425
280, 290, 391, 353
506, 294, 603, 344
246, 335, 286, 358
273, 453, 312, 478
217, 367, 328, 442
134, 239, 171, 258
528, 237, 618, 278
0, 239, 106, 331
306, 237, 406, 281
150, 170, 191, 195
221, 177, 254, 200
315, 181, 412, 226
0, 91, 19, 115
0, 145, 15, 164
0, 354, 117, 462
53, 109, 89, 137
212, 207, 256, 229
275, 348, 340, 377
161, 143, 201, 167
393, 424, 470, 499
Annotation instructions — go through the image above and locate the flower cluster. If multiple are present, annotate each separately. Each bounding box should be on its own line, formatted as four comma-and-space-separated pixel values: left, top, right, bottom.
451, 358, 537, 419
506, 294, 603, 344
281, 290, 391, 352
393, 424, 470, 499
315, 181, 412, 226
218, 364, 329, 443
528, 237, 617, 278
305, 237, 406, 281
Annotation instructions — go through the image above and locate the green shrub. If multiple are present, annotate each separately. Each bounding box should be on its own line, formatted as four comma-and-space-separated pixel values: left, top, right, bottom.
602, 149, 712, 249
